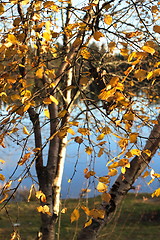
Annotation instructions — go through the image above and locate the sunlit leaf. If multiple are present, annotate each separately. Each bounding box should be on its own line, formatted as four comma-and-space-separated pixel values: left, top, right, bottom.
37, 205, 51, 215
84, 219, 92, 228
104, 15, 112, 25
0, 159, 5, 164
130, 149, 141, 156
143, 149, 151, 157
108, 168, 118, 176
85, 170, 95, 179
70, 209, 80, 223
97, 133, 105, 141
0, 174, 5, 181
134, 69, 147, 81
36, 68, 44, 79
96, 182, 107, 192
36, 190, 46, 202
78, 128, 91, 135
23, 126, 30, 135
142, 46, 155, 54
129, 133, 138, 143
49, 95, 59, 105
98, 176, 110, 184
81, 205, 90, 215
44, 109, 50, 118
67, 128, 75, 135
141, 170, 150, 178
18, 152, 31, 165
123, 112, 135, 121
89, 209, 105, 219
98, 148, 104, 157
151, 188, 160, 198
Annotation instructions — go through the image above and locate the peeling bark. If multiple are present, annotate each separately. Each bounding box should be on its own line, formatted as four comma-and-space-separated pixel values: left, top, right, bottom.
77, 114, 160, 240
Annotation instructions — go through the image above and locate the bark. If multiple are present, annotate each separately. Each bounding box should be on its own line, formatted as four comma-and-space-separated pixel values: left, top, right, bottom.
77, 113, 160, 240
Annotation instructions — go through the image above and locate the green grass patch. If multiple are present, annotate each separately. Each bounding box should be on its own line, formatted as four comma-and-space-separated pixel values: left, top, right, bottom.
0, 193, 160, 240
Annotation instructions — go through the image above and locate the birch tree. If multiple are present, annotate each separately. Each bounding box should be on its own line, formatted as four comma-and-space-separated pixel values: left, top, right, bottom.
0, 0, 160, 239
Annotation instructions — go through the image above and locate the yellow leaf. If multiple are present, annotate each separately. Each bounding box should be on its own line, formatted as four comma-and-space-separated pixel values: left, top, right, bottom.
43, 31, 52, 41
43, 97, 52, 104
93, 31, 104, 41
37, 205, 51, 215
36, 68, 44, 79
89, 209, 105, 219
70, 209, 80, 223
84, 219, 92, 228
67, 128, 75, 135
96, 182, 107, 192
78, 128, 91, 135
58, 109, 67, 118
49, 95, 59, 105
98, 148, 104, 157
98, 88, 116, 101
97, 133, 105, 141
151, 188, 160, 198
36, 190, 46, 202
142, 46, 155, 54
0, 193, 8, 204
74, 136, 83, 144
153, 25, 160, 33
143, 149, 151, 157
118, 138, 128, 149
123, 112, 134, 121
102, 127, 111, 134
134, 69, 147, 81
44, 109, 50, 118
0, 159, 5, 164
0, 174, 5, 181
18, 152, 31, 165
23, 126, 30, 135
61, 208, 67, 213
104, 15, 112, 25
129, 133, 138, 143
85, 146, 93, 155
98, 176, 110, 184
108, 168, 118, 176
130, 149, 141, 156
0, 3, 4, 15
108, 162, 119, 169
69, 121, 79, 127
81, 205, 90, 216
85, 170, 95, 179
141, 170, 150, 178
7, 34, 18, 44
80, 48, 91, 59
121, 167, 126, 174
101, 192, 111, 203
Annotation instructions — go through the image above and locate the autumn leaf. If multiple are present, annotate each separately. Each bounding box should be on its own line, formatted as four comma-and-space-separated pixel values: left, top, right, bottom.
0, 174, 5, 181
58, 109, 67, 118
129, 133, 138, 143
143, 149, 151, 157
43, 32, 52, 41
101, 192, 111, 203
37, 205, 51, 215
97, 133, 105, 141
142, 46, 155, 54
98, 148, 104, 157
23, 126, 30, 135
44, 109, 50, 118
71, 209, 80, 223
18, 152, 31, 165
98, 176, 110, 184
108, 168, 118, 176
96, 182, 108, 192
0, 3, 4, 15
153, 25, 160, 33
85, 170, 95, 179
49, 95, 59, 105
130, 149, 141, 156
151, 188, 160, 198
74, 136, 83, 144
104, 15, 112, 25
141, 170, 150, 178
93, 31, 104, 41
36, 68, 44, 79
84, 219, 92, 228
78, 128, 91, 135
89, 209, 105, 219
134, 69, 147, 81
36, 190, 46, 202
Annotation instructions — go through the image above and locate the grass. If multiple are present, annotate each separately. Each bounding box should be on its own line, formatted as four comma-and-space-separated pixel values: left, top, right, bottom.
0, 193, 160, 240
